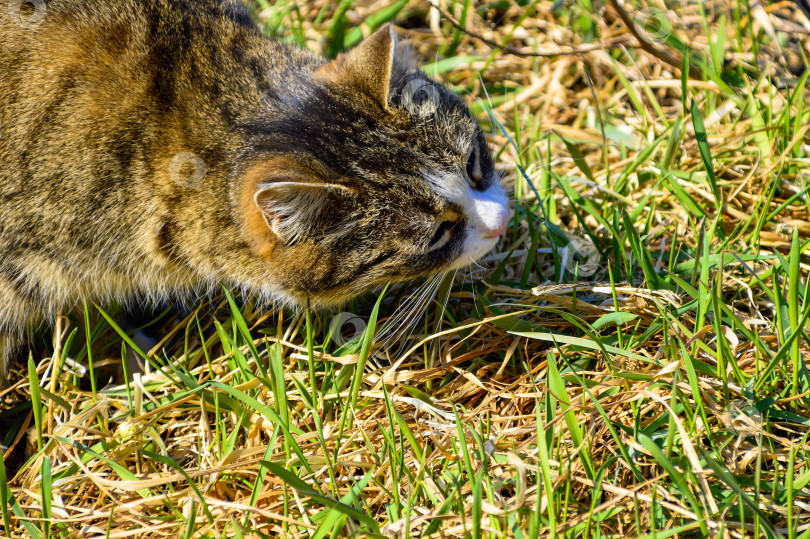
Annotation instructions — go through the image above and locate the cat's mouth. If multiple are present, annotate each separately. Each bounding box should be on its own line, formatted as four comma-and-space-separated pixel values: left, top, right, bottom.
447, 231, 502, 271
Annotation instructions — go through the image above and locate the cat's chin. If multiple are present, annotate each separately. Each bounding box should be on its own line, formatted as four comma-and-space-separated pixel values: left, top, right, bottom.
446, 235, 501, 271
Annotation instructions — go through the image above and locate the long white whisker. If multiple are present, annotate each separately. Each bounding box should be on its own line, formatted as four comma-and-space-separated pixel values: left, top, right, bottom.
376, 273, 440, 345
376, 276, 437, 341
466, 264, 479, 314
433, 269, 456, 334
377, 277, 435, 336
468, 254, 486, 272
387, 274, 442, 356
382, 273, 443, 350
467, 89, 497, 140
476, 74, 498, 139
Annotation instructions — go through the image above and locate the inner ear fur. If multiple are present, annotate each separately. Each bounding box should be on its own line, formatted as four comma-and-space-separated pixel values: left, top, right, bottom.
239, 157, 357, 248
254, 180, 355, 245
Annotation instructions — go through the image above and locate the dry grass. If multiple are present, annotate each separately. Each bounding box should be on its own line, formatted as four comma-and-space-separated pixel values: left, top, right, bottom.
3, 0, 810, 537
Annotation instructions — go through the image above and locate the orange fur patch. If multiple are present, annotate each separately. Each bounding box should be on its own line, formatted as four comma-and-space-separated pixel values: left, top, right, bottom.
238, 157, 323, 259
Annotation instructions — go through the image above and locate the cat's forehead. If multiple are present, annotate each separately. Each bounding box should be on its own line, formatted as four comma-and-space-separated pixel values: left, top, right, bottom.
392, 75, 478, 138
268, 63, 485, 195
421, 171, 469, 204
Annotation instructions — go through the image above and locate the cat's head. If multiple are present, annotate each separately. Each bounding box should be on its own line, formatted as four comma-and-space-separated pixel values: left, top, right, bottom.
239, 25, 508, 307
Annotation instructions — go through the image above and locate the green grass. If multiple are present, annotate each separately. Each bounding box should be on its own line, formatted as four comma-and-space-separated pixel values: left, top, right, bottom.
3, 0, 810, 537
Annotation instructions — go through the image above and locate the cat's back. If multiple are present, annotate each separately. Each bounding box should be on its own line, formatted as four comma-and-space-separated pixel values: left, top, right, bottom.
0, 0, 272, 121
0, 0, 250, 236
0, 0, 321, 306
0, 0, 321, 179
0, 0, 319, 213
0, 0, 258, 43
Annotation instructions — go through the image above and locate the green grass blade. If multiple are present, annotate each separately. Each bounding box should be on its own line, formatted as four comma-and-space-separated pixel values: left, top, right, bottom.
546, 349, 595, 480
690, 100, 722, 206
28, 356, 43, 452
40, 456, 52, 537
638, 434, 708, 535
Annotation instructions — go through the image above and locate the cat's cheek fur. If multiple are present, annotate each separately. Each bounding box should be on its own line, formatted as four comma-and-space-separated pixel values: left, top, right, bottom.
435, 178, 509, 269
240, 188, 277, 259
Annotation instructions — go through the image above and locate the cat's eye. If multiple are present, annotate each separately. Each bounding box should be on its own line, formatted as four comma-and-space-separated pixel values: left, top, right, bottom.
465, 147, 481, 187
465, 141, 489, 191
428, 219, 458, 250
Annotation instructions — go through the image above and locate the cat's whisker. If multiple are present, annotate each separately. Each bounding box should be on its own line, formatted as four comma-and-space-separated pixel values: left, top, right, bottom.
475, 74, 506, 171
398, 274, 443, 340
376, 275, 436, 337
478, 73, 497, 122
469, 266, 485, 312
388, 273, 443, 355
375, 273, 440, 344
462, 264, 479, 315
495, 169, 516, 194
467, 90, 497, 143
392, 273, 442, 336
468, 252, 487, 272
432, 269, 456, 334
377, 304, 422, 346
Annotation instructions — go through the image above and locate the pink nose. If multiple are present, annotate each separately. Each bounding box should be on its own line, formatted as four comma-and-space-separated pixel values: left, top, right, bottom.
483, 220, 508, 239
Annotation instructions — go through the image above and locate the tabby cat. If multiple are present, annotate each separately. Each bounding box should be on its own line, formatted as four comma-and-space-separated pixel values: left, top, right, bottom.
0, 0, 509, 378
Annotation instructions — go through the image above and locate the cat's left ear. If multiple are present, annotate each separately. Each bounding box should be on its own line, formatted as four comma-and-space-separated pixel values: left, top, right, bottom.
254, 181, 354, 244
320, 24, 401, 108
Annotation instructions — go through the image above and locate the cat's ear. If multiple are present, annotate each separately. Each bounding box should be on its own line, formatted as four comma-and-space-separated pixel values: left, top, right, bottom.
321, 24, 398, 108
254, 182, 353, 244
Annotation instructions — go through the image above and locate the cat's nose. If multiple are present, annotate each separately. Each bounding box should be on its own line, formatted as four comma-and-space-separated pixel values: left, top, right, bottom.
483, 222, 507, 239
471, 189, 509, 239
482, 208, 508, 239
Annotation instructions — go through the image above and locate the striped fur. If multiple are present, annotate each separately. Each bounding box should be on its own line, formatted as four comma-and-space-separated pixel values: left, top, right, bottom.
0, 0, 507, 378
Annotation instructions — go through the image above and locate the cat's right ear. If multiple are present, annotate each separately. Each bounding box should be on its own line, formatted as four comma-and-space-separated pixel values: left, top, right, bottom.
254, 181, 354, 244
317, 24, 408, 109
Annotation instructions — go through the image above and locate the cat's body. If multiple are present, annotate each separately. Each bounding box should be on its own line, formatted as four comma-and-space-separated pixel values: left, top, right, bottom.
0, 0, 508, 377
